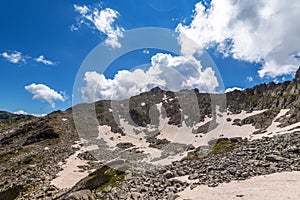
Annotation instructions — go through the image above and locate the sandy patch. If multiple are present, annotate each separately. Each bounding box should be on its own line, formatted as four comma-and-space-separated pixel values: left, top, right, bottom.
227, 110, 267, 120
50, 144, 97, 189
97, 125, 149, 149
249, 109, 300, 140
266, 109, 290, 133
177, 171, 300, 200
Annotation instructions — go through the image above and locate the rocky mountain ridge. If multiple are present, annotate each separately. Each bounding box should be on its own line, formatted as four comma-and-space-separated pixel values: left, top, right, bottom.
0, 67, 300, 199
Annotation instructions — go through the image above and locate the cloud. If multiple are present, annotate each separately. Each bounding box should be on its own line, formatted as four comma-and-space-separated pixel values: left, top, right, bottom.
13, 110, 46, 117
74, 5, 124, 48
74, 4, 89, 15
25, 83, 66, 108
34, 55, 55, 65
246, 76, 253, 82
1, 50, 55, 65
225, 87, 244, 93
1, 51, 25, 64
295, 52, 300, 59
143, 49, 150, 54
176, 0, 300, 78
81, 53, 219, 102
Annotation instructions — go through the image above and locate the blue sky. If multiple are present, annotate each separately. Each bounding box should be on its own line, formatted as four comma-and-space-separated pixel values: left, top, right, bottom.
0, 0, 299, 115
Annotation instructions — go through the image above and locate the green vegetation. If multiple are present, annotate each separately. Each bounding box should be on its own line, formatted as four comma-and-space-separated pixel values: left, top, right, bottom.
0, 185, 27, 200
0, 152, 15, 164
283, 92, 297, 98
183, 139, 239, 161
79, 161, 128, 192
184, 146, 203, 161
264, 109, 273, 115
0, 148, 29, 164
95, 171, 125, 192
209, 139, 238, 155
24, 127, 60, 145
96, 106, 105, 113
246, 96, 257, 104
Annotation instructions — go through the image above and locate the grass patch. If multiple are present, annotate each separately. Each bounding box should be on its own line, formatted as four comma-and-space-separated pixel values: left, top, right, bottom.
78, 161, 128, 192
246, 96, 257, 104
0, 185, 27, 200
0, 152, 15, 163
0, 148, 29, 164
209, 139, 238, 155
183, 138, 239, 160
95, 172, 125, 192
183, 146, 212, 161
283, 92, 297, 98
24, 127, 60, 146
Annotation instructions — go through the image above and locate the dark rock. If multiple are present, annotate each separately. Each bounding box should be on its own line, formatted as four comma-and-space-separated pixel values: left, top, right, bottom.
116, 142, 135, 149
164, 170, 174, 179
295, 67, 300, 82
265, 155, 285, 162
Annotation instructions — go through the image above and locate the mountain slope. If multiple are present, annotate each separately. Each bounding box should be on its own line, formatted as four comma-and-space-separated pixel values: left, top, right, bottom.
0, 67, 300, 199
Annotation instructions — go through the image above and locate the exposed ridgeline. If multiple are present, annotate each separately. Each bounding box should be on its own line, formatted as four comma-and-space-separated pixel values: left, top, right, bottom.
74, 67, 300, 134
227, 67, 300, 127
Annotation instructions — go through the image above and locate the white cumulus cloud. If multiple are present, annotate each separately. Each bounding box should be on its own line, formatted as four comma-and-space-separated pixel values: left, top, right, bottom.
81, 53, 219, 102
74, 4, 89, 15
13, 110, 46, 117
1, 51, 25, 64
35, 55, 55, 65
74, 5, 124, 48
25, 83, 66, 108
176, 0, 300, 78
225, 87, 244, 93
2, 51, 55, 66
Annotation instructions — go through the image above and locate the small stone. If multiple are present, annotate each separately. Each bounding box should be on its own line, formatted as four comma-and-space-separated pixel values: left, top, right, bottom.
208, 182, 218, 187
188, 173, 198, 180
65, 190, 95, 200
265, 155, 285, 162
102, 186, 112, 193
164, 170, 174, 179
130, 192, 141, 200
241, 172, 249, 178
190, 183, 197, 190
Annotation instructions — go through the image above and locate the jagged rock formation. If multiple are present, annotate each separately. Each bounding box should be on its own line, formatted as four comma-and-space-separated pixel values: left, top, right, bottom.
75, 67, 300, 135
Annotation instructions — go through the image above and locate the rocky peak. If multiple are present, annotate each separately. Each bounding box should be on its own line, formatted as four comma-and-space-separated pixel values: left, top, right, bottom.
295, 66, 300, 82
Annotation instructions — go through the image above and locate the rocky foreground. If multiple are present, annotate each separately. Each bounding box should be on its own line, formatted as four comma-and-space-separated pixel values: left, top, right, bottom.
53, 130, 300, 200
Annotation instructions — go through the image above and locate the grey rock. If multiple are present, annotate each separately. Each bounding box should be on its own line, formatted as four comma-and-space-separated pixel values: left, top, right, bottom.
130, 192, 141, 200
265, 155, 286, 162
164, 170, 174, 179
65, 190, 95, 200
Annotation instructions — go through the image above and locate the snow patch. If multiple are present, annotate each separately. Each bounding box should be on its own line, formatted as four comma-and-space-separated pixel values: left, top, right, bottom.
177, 171, 300, 200
51, 144, 95, 189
